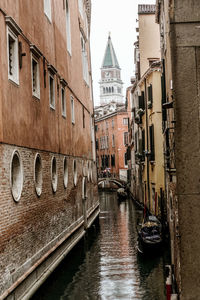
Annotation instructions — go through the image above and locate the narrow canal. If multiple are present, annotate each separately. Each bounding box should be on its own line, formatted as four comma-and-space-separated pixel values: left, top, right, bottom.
31, 191, 170, 300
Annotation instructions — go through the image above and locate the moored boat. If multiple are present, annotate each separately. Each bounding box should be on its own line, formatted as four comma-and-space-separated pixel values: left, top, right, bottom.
137, 215, 162, 254
117, 187, 127, 201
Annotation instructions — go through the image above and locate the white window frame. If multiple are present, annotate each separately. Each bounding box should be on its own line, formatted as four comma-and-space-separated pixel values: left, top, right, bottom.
66, 0, 71, 55
81, 33, 89, 84
7, 27, 19, 85
49, 73, 55, 109
31, 54, 40, 99
71, 95, 75, 124
61, 86, 66, 117
78, 0, 84, 18
123, 118, 128, 125
44, 0, 52, 22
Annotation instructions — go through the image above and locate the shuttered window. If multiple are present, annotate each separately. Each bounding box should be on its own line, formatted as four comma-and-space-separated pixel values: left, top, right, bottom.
96, 139, 99, 150
149, 124, 155, 161
161, 75, 167, 122
148, 84, 153, 108
141, 129, 145, 161
111, 154, 115, 167
139, 91, 145, 110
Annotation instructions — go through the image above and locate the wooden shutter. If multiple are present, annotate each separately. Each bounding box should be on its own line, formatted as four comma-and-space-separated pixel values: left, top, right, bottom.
149, 124, 155, 161
139, 91, 145, 110
148, 84, 153, 108
142, 129, 145, 161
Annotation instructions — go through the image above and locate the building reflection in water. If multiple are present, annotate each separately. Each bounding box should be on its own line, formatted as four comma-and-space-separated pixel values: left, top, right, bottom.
31, 191, 168, 300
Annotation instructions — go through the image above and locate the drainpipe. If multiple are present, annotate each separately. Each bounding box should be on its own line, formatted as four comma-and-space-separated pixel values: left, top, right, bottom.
144, 78, 150, 211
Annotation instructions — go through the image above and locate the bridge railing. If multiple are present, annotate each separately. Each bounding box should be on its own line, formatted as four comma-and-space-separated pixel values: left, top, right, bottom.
97, 173, 127, 184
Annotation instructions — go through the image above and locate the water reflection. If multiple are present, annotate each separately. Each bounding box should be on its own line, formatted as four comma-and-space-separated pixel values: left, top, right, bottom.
31, 191, 168, 300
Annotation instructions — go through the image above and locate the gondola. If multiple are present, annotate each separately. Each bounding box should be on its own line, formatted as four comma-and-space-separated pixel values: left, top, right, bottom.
117, 187, 127, 201
137, 215, 162, 254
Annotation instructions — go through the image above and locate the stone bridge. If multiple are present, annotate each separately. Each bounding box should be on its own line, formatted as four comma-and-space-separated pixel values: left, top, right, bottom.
98, 177, 126, 189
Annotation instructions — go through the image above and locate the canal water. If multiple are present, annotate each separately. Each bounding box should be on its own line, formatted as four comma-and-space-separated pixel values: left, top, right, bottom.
31, 191, 170, 300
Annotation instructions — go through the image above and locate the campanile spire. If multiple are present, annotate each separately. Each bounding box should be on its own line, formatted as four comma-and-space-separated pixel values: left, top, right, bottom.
99, 34, 123, 105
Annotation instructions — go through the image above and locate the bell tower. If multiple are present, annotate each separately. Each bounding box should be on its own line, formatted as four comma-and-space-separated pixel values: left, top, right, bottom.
99, 34, 124, 105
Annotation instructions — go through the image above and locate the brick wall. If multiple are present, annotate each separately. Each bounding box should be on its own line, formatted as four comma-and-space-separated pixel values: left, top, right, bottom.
0, 143, 98, 296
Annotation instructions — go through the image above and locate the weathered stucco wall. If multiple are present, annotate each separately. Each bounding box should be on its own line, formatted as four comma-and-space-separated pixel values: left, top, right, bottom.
170, 0, 200, 298
0, 0, 98, 298
0, 0, 93, 156
139, 13, 161, 78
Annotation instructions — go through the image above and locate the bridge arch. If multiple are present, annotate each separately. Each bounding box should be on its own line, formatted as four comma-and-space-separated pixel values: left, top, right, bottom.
98, 178, 125, 188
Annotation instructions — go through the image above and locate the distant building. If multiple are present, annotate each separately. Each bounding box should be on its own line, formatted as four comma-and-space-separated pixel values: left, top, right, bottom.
0, 1, 99, 299
95, 35, 129, 181
95, 102, 129, 180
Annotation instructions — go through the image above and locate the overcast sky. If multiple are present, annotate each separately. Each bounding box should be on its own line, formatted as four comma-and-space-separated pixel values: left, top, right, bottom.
90, 0, 156, 106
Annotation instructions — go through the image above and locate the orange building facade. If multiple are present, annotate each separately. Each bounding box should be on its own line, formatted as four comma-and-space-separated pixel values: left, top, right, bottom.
0, 1, 99, 299
95, 103, 129, 180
